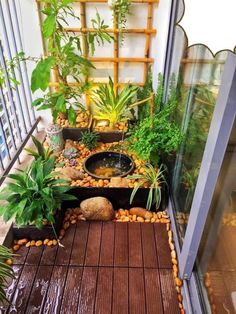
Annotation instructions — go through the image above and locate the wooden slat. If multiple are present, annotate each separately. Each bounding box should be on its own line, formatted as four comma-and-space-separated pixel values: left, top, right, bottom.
144, 268, 164, 314
40, 244, 59, 266
60, 267, 83, 313
94, 267, 113, 313
129, 268, 146, 314
154, 223, 172, 269
143, 2, 153, 82
25, 245, 44, 265
141, 223, 158, 268
128, 223, 143, 267
25, 266, 53, 314
77, 267, 98, 314
55, 225, 76, 265
159, 269, 179, 314
8, 265, 38, 314
113, 15, 119, 95
114, 223, 129, 267
36, 0, 159, 3
112, 268, 128, 314
64, 27, 156, 34
43, 266, 67, 314
13, 245, 29, 265
70, 222, 89, 266
89, 57, 154, 63
84, 222, 102, 266
99, 222, 114, 266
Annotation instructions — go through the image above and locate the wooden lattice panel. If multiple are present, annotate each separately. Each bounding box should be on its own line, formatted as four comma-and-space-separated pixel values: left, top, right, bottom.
36, 0, 158, 104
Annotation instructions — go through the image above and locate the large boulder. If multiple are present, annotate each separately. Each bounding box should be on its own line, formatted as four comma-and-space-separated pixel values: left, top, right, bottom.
80, 197, 115, 221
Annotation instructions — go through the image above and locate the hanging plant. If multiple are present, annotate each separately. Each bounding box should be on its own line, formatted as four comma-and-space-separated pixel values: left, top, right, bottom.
109, 0, 131, 44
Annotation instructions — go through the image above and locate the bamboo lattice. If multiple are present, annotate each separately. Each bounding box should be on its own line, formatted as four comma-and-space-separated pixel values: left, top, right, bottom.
36, 0, 157, 107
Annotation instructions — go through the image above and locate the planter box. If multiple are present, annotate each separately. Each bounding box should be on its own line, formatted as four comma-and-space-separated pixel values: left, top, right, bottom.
63, 129, 125, 143
62, 115, 93, 141
13, 207, 65, 240
69, 186, 168, 212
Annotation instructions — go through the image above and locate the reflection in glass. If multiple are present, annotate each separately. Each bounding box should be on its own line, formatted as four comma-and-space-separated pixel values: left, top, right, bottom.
169, 25, 227, 244
195, 120, 236, 313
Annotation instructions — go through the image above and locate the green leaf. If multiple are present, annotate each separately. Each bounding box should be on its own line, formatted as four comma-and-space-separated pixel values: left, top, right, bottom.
31, 57, 56, 92
42, 14, 56, 38
55, 95, 66, 112
32, 98, 44, 107
67, 107, 76, 126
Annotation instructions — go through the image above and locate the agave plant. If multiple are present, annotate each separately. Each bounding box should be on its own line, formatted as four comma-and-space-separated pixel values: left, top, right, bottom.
0, 158, 76, 228
81, 131, 99, 150
0, 245, 14, 304
128, 163, 167, 210
24, 135, 54, 162
92, 77, 138, 128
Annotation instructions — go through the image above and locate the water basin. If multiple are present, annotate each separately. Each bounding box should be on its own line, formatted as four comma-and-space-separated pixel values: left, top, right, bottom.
83, 151, 134, 179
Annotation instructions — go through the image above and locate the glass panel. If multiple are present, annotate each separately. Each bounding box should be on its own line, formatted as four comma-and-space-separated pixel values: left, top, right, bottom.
195, 119, 236, 313
169, 25, 228, 244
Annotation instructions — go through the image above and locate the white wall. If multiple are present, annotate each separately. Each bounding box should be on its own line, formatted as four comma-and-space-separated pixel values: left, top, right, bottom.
17, 0, 172, 127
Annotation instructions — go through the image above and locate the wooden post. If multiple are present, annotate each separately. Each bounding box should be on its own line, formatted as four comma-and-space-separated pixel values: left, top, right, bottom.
143, 3, 153, 83
113, 15, 119, 95
80, 2, 90, 111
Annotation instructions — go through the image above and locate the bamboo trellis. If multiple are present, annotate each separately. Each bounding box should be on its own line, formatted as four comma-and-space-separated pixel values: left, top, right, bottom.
36, 0, 158, 109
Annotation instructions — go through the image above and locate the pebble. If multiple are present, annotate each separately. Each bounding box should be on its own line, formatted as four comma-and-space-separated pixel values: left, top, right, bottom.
17, 238, 28, 245
35, 240, 43, 247
13, 245, 20, 252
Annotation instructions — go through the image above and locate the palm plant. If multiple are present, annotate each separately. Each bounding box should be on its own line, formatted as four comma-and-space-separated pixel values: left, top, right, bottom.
92, 77, 138, 128
0, 245, 14, 304
128, 163, 167, 210
24, 135, 54, 162
0, 158, 76, 228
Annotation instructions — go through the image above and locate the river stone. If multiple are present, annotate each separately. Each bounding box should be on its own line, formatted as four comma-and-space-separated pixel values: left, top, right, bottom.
57, 167, 84, 181
80, 197, 115, 221
129, 207, 153, 219
109, 177, 129, 188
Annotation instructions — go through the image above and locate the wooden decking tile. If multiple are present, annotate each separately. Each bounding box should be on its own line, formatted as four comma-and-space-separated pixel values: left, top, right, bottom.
112, 267, 129, 314
60, 267, 83, 314
128, 223, 143, 267
99, 222, 115, 266
159, 269, 180, 314
42, 266, 67, 313
94, 267, 113, 314
77, 267, 98, 314
25, 265, 53, 314
70, 222, 89, 266
7, 221, 181, 314
114, 222, 129, 267
141, 223, 158, 268
154, 223, 172, 269
55, 225, 76, 265
129, 268, 146, 314
84, 222, 102, 266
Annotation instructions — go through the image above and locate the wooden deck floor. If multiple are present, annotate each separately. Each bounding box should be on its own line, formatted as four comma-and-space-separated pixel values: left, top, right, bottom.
2, 222, 180, 314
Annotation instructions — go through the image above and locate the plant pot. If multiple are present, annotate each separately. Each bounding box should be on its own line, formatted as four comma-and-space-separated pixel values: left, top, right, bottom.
13, 208, 65, 240
69, 186, 168, 212
62, 115, 92, 141
92, 119, 126, 142
46, 124, 64, 152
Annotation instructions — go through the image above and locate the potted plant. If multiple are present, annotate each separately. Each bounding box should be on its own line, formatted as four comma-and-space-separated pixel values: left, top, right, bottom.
0, 245, 14, 305
31, 1, 113, 137
0, 157, 76, 240
91, 76, 138, 141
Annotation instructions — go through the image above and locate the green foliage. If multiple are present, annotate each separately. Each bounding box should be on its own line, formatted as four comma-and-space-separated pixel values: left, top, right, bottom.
0, 52, 26, 88
128, 163, 167, 210
0, 158, 76, 228
31, 0, 113, 125
88, 10, 114, 55
137, 69, 153, 120
24, 135, 54, 162
31, 57, 56, 92
111, 0, 131, 43
81, 130, 99, 150
92, 77, 138, 127
129, 73, 181, 165
0, 245, 14, 304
